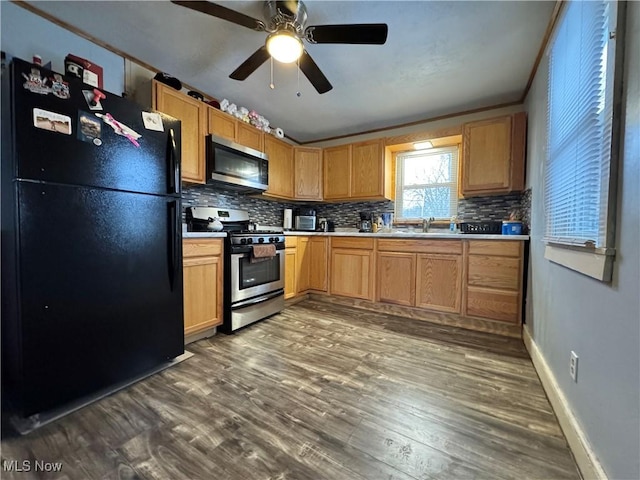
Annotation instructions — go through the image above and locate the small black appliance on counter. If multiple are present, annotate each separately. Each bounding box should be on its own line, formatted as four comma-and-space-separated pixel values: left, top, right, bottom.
459, 221, 503, 234
358, 212, 374, 232
294, 207, 316, 231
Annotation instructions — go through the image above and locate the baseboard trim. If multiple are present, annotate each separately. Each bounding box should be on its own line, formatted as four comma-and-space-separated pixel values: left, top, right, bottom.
522, 326, 608, 480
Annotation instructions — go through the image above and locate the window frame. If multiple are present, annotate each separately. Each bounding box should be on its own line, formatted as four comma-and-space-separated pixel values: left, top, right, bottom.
542, 0, 625, 282
394, 145, 460, 222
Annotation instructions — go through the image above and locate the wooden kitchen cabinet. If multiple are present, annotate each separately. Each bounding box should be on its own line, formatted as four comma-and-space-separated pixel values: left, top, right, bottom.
153, 81, 207, 184
376, 239, 462, 313
351, 139, 386, 198
208, 107, 264, 152
416, 254, 462, 313
308, 237, 328, 291
296, 237, 310, 292
208, 107, 236, 141
323, 140, 393, 201
237, 122, 264, 152
461, 112, 526, 197
377, 252, 416, 307
285, 236, 328, 298
264, 135, 294, 199
182, 239, 224, 337
330, 237, 374, 300
284, 236, 298, 300
323, 144, 352, 199
294, 147, 323, 200
464, 240, 523, 323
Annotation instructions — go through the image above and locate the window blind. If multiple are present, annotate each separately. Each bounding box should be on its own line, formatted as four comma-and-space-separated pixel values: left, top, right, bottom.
395, 146, 459, 220
544, 0, 615, 247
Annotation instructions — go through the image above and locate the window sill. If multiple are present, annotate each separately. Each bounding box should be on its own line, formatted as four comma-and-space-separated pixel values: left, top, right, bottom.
544, 244, 615, 282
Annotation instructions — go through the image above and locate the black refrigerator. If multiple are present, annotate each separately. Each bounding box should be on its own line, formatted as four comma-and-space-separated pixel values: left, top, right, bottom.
1, 57, 184, 422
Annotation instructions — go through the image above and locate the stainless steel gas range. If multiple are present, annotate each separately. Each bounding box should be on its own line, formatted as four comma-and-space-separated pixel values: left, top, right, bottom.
186, 207, 285, 333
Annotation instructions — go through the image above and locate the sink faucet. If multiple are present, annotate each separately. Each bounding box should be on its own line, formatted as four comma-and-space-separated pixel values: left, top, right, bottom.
422, 217, 435, 232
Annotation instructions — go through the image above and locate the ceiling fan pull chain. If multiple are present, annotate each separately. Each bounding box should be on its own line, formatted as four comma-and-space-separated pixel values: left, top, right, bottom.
269, 56, 275, 90
296, 58, 301, 97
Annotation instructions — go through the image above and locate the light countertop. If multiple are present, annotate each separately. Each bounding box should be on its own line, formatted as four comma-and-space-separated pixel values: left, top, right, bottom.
182, 232, 227, 238
284, 230, 529, 240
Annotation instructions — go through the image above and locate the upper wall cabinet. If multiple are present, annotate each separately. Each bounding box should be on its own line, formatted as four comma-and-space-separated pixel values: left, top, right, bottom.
294, 147, 322, 200
461, 112, 526, 197
351, 139, 385, 198
323, 144, 352, 200
264, 135, 294, 199
153, 81, 207, 184
208, 108, 264, 152
323, 139, 393, 201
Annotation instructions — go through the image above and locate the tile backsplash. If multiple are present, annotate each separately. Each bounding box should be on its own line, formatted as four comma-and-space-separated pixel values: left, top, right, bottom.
182, 184, 530, 230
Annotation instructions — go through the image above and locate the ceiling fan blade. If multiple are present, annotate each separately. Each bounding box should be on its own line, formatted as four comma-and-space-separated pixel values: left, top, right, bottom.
230, 46, 270, 81
299, 50, 332, 94
305, 24, 388, 44
171, 1, 265, 31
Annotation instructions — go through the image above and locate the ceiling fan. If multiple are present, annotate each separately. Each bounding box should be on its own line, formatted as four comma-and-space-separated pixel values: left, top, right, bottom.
171, 1, 388, 94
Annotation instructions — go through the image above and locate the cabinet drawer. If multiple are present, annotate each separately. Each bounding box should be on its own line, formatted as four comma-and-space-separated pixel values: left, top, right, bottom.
285, 236, 298, 248
467, 241, 521, 257
183, 239, 223, 258
467, 255, 520, 290
332, 237, 374, 250
377, 239, 462, 254
466, 287, 520, 323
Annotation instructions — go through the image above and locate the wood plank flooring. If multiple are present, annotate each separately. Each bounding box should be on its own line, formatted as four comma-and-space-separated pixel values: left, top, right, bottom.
1, 299, 580, 479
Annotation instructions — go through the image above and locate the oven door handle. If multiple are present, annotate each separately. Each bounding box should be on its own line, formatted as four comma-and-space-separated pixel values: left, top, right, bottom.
231, 249, 283, 259
232, 289, 284, 309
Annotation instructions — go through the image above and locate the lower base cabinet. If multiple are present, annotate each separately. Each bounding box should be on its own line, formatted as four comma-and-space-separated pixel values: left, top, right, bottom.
284, 237, 297, 299
416, 254, 462, 313
330, 238, 374, 301
287, 235, 525, 326
182, 239, 223, 336
308, 237, 328, 291
376, 240, 462, 313
377, 252, 415, 306
464, 240, 523, 323
285, 236, 328, 298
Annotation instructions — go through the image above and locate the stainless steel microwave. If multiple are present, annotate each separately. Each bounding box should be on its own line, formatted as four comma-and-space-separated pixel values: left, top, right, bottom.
206, 135, 269, 192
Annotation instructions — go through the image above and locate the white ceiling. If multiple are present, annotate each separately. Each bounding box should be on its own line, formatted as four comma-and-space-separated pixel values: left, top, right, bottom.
25, 1, 555, 143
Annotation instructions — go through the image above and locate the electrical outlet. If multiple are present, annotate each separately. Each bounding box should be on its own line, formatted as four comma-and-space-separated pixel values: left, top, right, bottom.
569, 351, 579, 382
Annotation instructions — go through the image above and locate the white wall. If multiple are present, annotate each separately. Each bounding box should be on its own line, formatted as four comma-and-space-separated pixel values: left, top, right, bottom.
1, 2, 124, 95
524, 4, 640, 479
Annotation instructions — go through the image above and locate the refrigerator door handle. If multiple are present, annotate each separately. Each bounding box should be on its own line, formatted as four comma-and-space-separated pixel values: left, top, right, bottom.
167, 128, 179, 194
167, 200, 179, 291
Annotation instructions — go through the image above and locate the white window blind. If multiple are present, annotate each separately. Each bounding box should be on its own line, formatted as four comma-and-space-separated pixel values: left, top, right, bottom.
544, 0, 616, 248
395, 146, 459, 220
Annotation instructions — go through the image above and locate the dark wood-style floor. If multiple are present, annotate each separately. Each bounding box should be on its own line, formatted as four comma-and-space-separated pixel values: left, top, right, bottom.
1, 299, 580, 479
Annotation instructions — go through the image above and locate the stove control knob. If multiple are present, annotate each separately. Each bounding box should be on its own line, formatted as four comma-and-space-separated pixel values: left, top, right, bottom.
240, 238, 247, 244
247, 238, 253, 244
269, 237, 276, 243
258, 237, 265, 243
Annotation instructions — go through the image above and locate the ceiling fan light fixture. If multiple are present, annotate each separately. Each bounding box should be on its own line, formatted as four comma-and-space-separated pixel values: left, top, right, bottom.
266, 30, 303, 63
